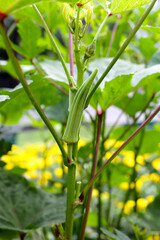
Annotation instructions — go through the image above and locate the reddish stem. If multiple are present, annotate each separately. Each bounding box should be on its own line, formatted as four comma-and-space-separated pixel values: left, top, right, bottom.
0, 12, 8, 22
80, 112, 103, 240
69, 31, 74, 77
80, 104, 160, 199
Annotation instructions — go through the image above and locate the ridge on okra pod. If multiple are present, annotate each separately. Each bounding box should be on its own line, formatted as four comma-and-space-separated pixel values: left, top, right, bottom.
63, 69, 98, 144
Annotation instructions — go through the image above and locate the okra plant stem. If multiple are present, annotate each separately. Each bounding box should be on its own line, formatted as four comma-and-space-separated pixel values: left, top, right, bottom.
65, 144, 76, 240
0, 20, 67, 165
75, 6, 84, 87
69, 31, 74, 77
87, 0, 157, 105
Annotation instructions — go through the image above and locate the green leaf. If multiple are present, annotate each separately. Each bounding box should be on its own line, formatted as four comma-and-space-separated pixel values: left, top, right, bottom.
90, 74, 133, 110
0, 75, 60, 124
111, 0, 152, 14
0, 0, 75, 15
0, 161, 6, 168
142, 25, 160, 34
114, 229, 131, 240
115, 91, 155, 118
89, 59, 160, 110
132, 64, 160, 87
17, 19, 43, 59
101, 228, 119, 240
101, 228, 131, 240
0, 170, 66, 232
148, 49, 160, 67
0, 230, 19, 240
0, 139, 12, 157
88, 58, 143, 84
139, 37, 157, 60
14, 2, 64, 31
45, 94, 69, 122
40, 60, 70, 87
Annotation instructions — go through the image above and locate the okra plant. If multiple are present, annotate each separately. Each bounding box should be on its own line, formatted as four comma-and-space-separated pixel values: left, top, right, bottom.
0, 0, 160, 239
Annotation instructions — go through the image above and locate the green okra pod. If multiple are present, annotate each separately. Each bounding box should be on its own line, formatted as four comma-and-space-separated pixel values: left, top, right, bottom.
63, 69, 98, 143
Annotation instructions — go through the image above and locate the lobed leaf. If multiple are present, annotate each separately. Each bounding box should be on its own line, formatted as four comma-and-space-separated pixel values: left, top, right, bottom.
142, 25, 160, 34
0, 169, 66, 232
16, 19, 44, 59
0, 0, 75, 15
111, 0, 152, 14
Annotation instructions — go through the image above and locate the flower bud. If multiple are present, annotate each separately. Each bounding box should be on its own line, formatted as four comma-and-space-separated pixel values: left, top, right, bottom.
62, 4, 70, 24
84, 40, 96, 61
78, 20, 83, 32
70, 18, 75, 31
85, 5, 93, 24
70, 19, 83, 34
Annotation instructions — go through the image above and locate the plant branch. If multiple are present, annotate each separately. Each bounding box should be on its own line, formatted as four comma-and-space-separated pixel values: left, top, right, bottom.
106, 20, 119, 57
77, 104, 160, 202
116, 128, 145, 228
0, 20, 67, 165
80, 111, 103, 240
75, 6, 84, 87
69, 31, 74, 77
33, 4, 73, 87
87, 0, 157, 105
93, 14, 109, 42
103, 93, 156, 152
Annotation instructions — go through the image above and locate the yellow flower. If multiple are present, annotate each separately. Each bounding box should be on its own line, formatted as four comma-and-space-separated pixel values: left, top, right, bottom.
152, 158, 160, 171
122, 150, 135, 167
92, 189, 99, 198
137, 198, 148, 211
54, 182, 63, 188
55, 156, 63, 164
130, 182, 135, 189
123, 157, 135, 167
104, 139, 116, 149
119, 182, 129, 190
40, 171, 52, 185
105, 152, 112, 159
146, 195, 155, 204
112, 155, 121, 164
136, 176, 146, 191
114, 141, 124, 148
124, 200, 135, 214
101, 192, 109, 200
25, 170, 38, 179
117, 202, 124, 209
5, 162, 14, 170
54, 168, 63, 178
148, 173, 160, 183
137, 155, 145, 165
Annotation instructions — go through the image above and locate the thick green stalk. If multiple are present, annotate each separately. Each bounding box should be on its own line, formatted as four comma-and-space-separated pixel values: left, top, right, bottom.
76, 105, 160, 204
86, 0, 157, 105
0, 21, 67, 164
75, 6, 84, 87
33, 5, 73, 87
65, 144, 77, 240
